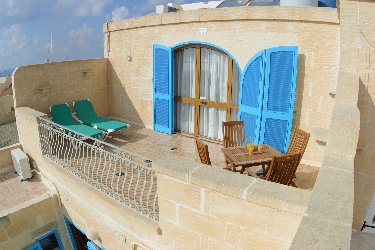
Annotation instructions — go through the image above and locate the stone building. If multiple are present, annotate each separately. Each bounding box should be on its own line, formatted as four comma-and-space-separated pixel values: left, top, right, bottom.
1, 1, 374, 249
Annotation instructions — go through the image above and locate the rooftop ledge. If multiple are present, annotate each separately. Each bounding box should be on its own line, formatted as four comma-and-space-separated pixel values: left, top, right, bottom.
154, 156, 312, 216
104, 6, 339, 33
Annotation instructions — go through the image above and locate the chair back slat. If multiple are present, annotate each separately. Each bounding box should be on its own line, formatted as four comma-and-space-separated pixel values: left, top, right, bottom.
266, 153, 300, 186
222, 121, 245, 148
286, 128, 310, 158
195, 138, 211, 165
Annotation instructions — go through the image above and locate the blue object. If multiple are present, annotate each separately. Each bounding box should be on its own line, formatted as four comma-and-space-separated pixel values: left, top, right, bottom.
259, 46, 298, 153
153, 44, 174, 134
25, 242, 42, 250
238, 50, 266, 144
318, 0, 336, 7
26, 229, 64, 250
88, 241, 101, 250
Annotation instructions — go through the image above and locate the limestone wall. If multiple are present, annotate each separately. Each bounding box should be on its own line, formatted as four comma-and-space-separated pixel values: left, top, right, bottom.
12, 59, 109, 117
16, 106, 312, 249
0, 193, 70, 250
0, 143, 21, 173
105, 6, 340, 167
0, 77, 15, 124
338, 0, 375, 230
154, 157, 310, 249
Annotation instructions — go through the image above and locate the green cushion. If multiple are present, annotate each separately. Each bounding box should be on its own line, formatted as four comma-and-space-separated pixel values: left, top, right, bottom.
74, 99, 129, 132
50, 103, 103, 138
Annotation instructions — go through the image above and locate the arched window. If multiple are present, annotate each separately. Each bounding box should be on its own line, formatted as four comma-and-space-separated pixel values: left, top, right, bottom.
174, 45, 240, 140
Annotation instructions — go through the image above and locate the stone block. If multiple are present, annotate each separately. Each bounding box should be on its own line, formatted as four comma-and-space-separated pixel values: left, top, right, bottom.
211, 190, 302, 241
336, 72, 359, 105
190, 165, 254, 199
199, 8, 224, 22
208, 238, 236, 250
306, 167, 353, 226
322, 155, 354, 173
159, 219, 200, 250
326, 104, 360, 159
246, 179, 311, 215
157, 174, 202, 210
225, 223, 241, 247
158, 196, 177, 222
179, 207, 226, 241
239, 228, 290, 250
154, 157, 200, 182
131, 16, 146, 28
311, 127, 329, 143
145, 14, 162, 26
359, 2, 375, 24
290, 216, 352, 249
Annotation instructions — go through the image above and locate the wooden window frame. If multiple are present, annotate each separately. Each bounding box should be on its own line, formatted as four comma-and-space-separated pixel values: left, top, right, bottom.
174, 45, 239, 140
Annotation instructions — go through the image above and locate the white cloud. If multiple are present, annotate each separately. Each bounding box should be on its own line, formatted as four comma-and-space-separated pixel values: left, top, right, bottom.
63, 23, 103, 60
57, 0, 112, 17
111, 6, 129, 21
0, 24, 28, 58
0, 24, 46, 69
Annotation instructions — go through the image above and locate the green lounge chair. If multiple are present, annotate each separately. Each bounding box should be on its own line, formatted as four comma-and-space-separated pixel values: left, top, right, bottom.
50, 103, 104, 139
73, 99, 129, 134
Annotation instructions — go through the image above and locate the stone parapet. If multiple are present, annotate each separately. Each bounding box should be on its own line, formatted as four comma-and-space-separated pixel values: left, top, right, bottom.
104, 6, 339, 33
291, 72, 360, 249
155, 157, 311, 249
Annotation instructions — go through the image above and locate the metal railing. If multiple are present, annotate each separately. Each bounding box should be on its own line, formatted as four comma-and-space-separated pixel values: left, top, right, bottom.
37, 117, 159, 221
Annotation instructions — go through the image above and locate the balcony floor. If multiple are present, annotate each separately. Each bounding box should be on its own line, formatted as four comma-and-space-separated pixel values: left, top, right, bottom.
0, 172, 49, 213
106, 125, 319, 190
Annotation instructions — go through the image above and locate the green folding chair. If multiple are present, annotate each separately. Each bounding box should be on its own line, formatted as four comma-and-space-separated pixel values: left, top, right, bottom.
50, 103, 104, 139
73, 99, 129, 136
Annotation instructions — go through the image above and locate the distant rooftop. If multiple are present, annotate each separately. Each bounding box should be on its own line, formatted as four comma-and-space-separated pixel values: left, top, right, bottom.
216, 0, 280, 8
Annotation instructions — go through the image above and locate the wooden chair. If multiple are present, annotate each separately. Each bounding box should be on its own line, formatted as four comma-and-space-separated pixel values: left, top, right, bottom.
258, 128, 310, 177
195, 138, 234, 171
222, 121, 245, 148
286, 128, 310, 162
195, 138, 211, 165
265, 153, 301, 186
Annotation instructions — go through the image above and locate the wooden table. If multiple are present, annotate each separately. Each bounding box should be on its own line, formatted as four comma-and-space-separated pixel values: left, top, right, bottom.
221, 144, 282, 176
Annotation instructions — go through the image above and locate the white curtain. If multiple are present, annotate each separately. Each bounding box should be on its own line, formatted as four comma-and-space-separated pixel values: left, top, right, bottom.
199, 106, 226, 139
199, 48, 228, 139
175, 103, 194, 133
200, 48, 228, 102
175, 48, 196, 133
175, 48, 195, 98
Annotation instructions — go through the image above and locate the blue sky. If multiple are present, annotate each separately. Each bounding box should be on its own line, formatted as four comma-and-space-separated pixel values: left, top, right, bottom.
0, 0, 198, 71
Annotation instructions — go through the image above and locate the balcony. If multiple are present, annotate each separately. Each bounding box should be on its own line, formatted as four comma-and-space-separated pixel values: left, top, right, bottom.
37, 117, 159, 221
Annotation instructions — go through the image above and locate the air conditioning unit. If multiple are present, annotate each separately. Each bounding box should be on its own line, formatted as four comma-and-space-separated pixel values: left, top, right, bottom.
11, 148, 32, 181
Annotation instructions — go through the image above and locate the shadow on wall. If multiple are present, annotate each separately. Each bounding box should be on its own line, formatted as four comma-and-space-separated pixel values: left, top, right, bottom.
292, 54, 306, 129
107, 60, 145, 127
353, 79, 375, 229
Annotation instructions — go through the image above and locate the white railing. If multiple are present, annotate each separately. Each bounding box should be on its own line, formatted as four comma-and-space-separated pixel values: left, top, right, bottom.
37, 117, 159, 221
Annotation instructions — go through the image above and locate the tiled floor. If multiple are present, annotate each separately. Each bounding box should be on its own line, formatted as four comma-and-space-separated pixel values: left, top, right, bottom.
106, 125, 319, 190
0, 171, 49, 212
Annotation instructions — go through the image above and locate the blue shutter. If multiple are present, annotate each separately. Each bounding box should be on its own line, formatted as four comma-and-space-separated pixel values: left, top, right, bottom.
238, 50, 266, 144
153, 45, 173, 134
87, 241, 101, 250
259, 46, 298, 153
25, 242, 42, 250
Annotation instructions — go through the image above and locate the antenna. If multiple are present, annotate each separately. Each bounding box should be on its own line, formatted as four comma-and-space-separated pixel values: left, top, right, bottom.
45, 32, 53, 63
50, 32, 53, 55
